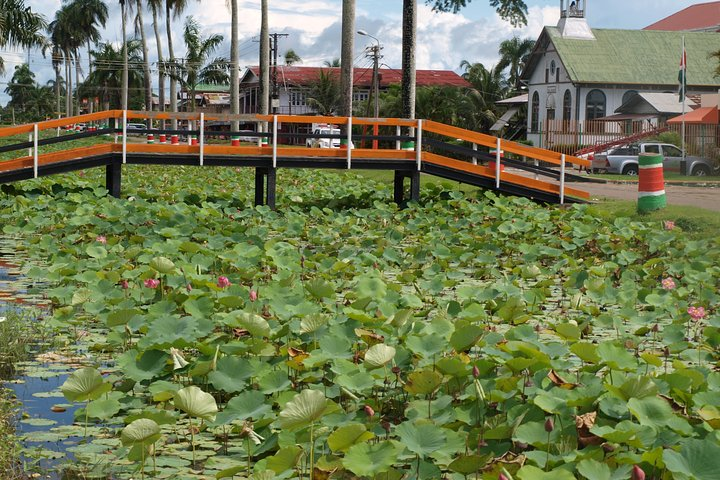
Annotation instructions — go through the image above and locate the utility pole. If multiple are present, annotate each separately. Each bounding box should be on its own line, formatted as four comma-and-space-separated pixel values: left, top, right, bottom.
359, 30, 382, 148
269, 33, 288, 114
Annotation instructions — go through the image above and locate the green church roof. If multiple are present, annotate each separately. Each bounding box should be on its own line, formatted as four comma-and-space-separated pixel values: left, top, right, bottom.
546, 27, 720, 87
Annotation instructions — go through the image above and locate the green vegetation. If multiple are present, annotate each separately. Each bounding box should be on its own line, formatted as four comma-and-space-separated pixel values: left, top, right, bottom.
0, 166, 716, 479
0, 388, 21, 480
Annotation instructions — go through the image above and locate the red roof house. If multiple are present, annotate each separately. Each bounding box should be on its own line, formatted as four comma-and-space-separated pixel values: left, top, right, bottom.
644, 1, 720, 32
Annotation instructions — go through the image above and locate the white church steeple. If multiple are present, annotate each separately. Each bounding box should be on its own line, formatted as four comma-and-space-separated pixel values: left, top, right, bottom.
558, 0, 595, 40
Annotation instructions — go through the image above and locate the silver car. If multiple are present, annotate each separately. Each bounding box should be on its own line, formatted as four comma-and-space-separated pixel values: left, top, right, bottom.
593, 143, 717, 176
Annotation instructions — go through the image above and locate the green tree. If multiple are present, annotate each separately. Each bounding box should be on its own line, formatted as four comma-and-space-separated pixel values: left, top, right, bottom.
285, 49, 302, 66
168, 16, 227, 112
306, 70, 341, 115
148, 0, 166, 113
165, 0, 199, 122
0, 0, 46, 75
49, 4, 80, 116
4, 63, 35, 113
497, 36, 535, 90
323, 58, 340, 67
83, 41, 144, 110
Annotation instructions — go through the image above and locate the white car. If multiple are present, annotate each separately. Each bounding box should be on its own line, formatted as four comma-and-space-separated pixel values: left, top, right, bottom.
307, 126, 342, 148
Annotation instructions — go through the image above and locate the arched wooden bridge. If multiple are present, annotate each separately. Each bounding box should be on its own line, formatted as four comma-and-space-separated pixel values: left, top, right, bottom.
0, 110, 590, 207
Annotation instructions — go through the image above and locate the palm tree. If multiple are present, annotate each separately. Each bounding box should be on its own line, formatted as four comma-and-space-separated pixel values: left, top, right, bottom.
340, 0, 355, 122
0, 0, 46, 75
306, 70, 341, 115
497, 36, 535, 90
229, 0, 239, 130
49, 5, 80, 116
166, 0, 199, 125
133, 0, 153, 110
323, 58, 340, 67
4, 63, 36, 113
400, 0, 528, 121
459, 60, 507, 131
284, 49, 302, 66
168, 16, 227, 112
148, 0, 165, 114
84, 41, 144, 109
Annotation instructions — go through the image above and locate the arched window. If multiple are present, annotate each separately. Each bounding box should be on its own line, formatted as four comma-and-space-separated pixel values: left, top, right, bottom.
563, 90, 572, 122
546, 94, 556, 121
531, 91, 540, 132
586, 89, 606, 120
622, 90, 638, 105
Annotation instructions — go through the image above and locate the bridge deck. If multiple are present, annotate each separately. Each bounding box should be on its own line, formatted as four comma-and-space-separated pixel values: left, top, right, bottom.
0, 110, 590, 206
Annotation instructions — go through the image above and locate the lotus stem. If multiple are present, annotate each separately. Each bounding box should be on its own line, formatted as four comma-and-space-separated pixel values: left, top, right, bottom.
309, 421, 315, 480
189, 416, 196, 465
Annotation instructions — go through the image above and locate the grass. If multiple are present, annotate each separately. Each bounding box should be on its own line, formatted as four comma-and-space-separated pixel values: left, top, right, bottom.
587, 199, 720, 240
0, 388, 20, 480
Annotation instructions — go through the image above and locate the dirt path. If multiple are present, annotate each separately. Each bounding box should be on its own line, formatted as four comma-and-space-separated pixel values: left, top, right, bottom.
568, 181, 720, 211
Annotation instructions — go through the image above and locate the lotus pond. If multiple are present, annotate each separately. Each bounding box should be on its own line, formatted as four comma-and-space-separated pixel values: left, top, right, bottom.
0, 166, 718, 480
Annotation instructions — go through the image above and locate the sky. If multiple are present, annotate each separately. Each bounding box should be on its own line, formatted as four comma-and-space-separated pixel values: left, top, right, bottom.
0, 0, 708, 104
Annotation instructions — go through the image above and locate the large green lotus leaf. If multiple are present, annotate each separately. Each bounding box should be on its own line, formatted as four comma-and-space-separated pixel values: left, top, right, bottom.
226, 311, 270, 337
86, 395, 122, 420
496, 296, 530, 324
278, 389, 326, 429
120, 418, 161, 446
116, 349, 169, 382
342, 440, 400, 477
606, 376, 658, 401
514, 420, 561, 449
86, 245, 107, 259
404, 369, 443, 395
137, 316, 202, 350
299, 313, 329, 334
61, 367, 110, 403
449, 324, 483, 352
266, 445, 303, 474
517, 465, 577, 480
570, 342, 600, 364
364, 344, 396, 368
628, 397, 690, 433
250, 470, 276, 480
305, 278, 335, 300
318, 334, 353, 358
174, 386, 218, 421
149, 256, 175, 274
395, 421, 447, 458
663, 438, 720, 480
208, 356, 255, 393
597, 343, 636, 371
335, 370, 375, 393
183, 296, 215, 318
576, 459, 611, 480
355, 274, 387, 300
106, 308, 142, 327
405, 333, 446, 358
216, 391, 271, 424
327, 423, 374, 452
258, 369, 292, 394
448, 454, 489, 475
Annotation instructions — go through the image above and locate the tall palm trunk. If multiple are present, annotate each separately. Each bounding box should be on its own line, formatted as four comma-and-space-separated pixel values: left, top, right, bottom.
74, 48, 82, 114
166, 1, 177, 128
259, 0, 269, 138
401, 0, 416, 123
340, 0, 355, 121
121, 1, 129, 110
65, 51, 73, 116
136, 0, 153, 111
151, 4, 165, 115
54, 64, 62, 117
230, 0, 239, 131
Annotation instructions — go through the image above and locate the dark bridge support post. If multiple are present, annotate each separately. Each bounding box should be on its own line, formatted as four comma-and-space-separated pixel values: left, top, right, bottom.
106, 161, 121, 198
254, 167, 277, 209
393, 170, 420, 206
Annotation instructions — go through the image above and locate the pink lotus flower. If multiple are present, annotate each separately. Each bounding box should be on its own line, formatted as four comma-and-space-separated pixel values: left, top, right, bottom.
499, 474, 509, 480
472, 365, 480, 378
364, 405, 375, 417
96, 235, 107, 244
664, 220, 675, 230
631, 465, 646, 480
186, 283, 193, 292
217, 276, 231, 288
661, 278, 676, 290
144, 278, 160, 289
249, 289, 258, 302
688, 306, 706, 321
120, 280, 129, 290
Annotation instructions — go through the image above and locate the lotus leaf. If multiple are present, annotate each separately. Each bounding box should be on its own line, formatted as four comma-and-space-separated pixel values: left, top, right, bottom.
61, 367, 110, 403
120, 418, 161, 446
327, 423, 374, 452
342, 440, 400, 477
278, 389, 326, 429
174, 385, 218, 421
364, 344, 396, 368
663, 437, 720, 480
395, 421, 447, 457
149, 256, 175, 274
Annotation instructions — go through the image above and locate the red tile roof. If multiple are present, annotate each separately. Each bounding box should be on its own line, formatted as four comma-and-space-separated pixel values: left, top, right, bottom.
244, 66, 470, 88
644, 1, 720, 31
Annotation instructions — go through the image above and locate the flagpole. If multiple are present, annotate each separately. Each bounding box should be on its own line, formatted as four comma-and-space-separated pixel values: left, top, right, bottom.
681, 35, 686, 173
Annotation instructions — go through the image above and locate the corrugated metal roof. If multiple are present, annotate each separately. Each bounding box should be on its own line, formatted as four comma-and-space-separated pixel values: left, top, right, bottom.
668, 106, 719, 124
546, 27, 720, 86
616, 92, 695, 115
645, 2, 720, 32
242, 66, 470, 88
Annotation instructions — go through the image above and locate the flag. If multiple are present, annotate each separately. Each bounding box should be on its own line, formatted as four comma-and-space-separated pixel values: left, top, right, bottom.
678, 43, 686, 102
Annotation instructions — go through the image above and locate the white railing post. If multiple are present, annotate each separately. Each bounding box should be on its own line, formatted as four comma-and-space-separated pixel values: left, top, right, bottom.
188, 120, 193, 145
560, 154, 566, 205
495, 137, 501, 188
395, 125, 401, 150
33, 124, 39, 178
346, 117, 353, 169
416, 119, 423, 171
28, 133, 32, 157
272, 115, 278, 168
533, 158, 539, 181
199, 113, 205, 166
472, 143, 478, 165
122, 110, 127, 164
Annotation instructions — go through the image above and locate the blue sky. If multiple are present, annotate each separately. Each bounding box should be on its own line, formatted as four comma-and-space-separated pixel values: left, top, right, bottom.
0, 0, 708, 104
